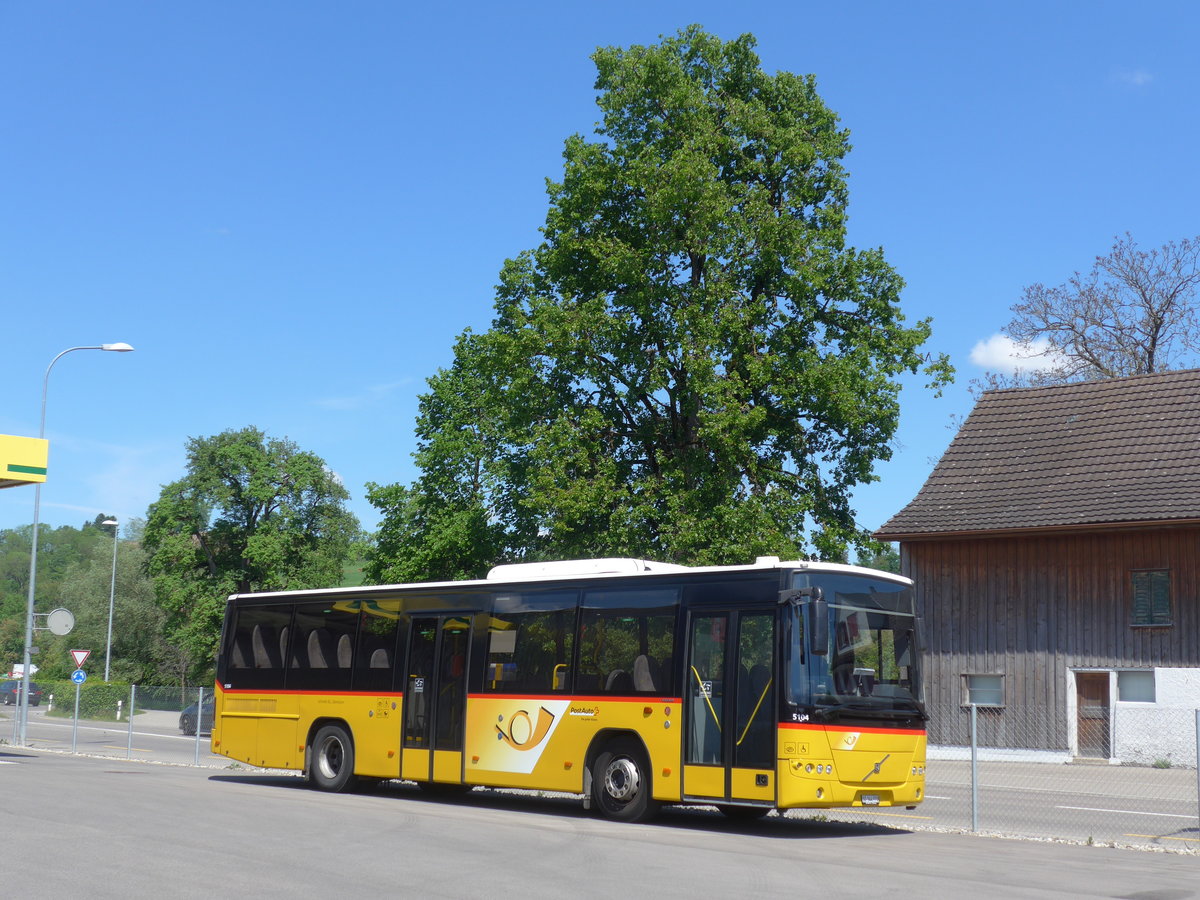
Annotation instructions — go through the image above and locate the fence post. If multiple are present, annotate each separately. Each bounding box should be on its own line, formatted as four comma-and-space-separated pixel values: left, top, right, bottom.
970, 703, 979, 832
1195, 708, 1199, 832
126, 684, 137, 758
194, 685, 204, 766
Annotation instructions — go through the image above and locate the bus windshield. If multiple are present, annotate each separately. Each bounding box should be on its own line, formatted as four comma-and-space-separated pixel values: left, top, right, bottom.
787, 573, 924, 720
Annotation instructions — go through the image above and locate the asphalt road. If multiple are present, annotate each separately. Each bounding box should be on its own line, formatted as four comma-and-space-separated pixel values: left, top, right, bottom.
4, 705, 223, 767
821, 758, 1200, 851
1, 748, 1196, 900
4, 704, 1199, 855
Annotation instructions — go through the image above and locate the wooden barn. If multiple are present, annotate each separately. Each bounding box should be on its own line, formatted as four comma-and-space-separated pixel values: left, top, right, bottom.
876, 370, 1200, 763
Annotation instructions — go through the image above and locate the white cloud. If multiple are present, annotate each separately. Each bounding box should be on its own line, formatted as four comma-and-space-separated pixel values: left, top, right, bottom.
315, 380, 414, 411
82, 440, 185, 524
1113, 68, 1153, 87
969, 333, 1066, 373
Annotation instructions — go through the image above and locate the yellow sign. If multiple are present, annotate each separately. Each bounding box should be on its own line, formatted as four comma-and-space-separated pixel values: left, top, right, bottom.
0, 435, 48, 489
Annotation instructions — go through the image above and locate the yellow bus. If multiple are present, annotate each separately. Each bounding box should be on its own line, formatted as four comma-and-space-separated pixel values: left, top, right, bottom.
212, 557, 926, 822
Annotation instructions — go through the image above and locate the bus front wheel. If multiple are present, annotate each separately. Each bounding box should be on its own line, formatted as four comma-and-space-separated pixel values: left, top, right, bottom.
310, 724, 357, 793
591, 738, 659, 823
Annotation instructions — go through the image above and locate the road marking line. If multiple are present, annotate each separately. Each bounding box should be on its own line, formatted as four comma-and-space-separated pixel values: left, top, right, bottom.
1125, 833, 1199, 843
1057, 805, 1197, 819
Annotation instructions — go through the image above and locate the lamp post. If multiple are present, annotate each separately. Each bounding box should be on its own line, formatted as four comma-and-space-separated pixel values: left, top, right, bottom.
18, 343, 134, 745
102, 518, 119, 682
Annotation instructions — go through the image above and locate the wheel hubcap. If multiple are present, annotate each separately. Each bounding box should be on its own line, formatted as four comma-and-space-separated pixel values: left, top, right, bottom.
604, 757, 640, 802
318, 738, 343, 779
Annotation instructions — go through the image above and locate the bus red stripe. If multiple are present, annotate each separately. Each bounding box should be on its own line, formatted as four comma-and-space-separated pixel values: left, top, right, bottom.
781, 722, 926, 736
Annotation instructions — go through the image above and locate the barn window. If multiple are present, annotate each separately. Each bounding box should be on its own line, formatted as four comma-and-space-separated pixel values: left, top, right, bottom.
963, 674, 1004, 707
1130, 570, 1171, 627
1117, 670, 1156, 703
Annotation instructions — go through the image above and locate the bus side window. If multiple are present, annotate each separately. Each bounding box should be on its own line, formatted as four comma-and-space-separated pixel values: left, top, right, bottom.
225, 604, 293, 690
578, 588, 678, 697
350, 602, 403, 696
288, 601, 357, 690
487, 591, 578, 694
484, 609, 575, 694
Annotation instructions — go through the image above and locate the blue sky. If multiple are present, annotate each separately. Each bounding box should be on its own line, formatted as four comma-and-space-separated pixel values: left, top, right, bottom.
2, 2, 1198, 546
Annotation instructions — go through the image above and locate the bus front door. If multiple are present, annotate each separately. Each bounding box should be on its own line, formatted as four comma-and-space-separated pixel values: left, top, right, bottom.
401, 615, 471, 784
683, 609, 777, 806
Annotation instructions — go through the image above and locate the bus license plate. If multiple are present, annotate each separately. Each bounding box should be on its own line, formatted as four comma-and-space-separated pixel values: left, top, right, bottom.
861, 794, 880, 806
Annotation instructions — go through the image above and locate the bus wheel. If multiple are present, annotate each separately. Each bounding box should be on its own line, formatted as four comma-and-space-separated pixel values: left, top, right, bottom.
591, 738, 659, 823
310, 724, 357, 793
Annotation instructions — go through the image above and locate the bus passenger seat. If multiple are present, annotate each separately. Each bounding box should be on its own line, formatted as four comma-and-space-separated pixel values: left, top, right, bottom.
308, 629, 334, 669
231, 631, 253, 669
633, 654, 661, 692
369, 648, 390, 668
605, 669, 633, 692
252, 625, 282, 669
336, 634, 352, 669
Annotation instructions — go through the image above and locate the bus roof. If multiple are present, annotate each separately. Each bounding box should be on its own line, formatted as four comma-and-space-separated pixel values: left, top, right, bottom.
228, 556, 911, 602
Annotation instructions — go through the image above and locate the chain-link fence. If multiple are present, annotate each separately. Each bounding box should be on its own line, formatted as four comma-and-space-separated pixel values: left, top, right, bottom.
814, 704, 1200, 853
8, 682, 219, 766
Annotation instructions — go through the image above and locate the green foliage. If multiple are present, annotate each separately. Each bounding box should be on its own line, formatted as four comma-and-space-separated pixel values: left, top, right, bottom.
43, 680, 129, 720
855, 544, 901, 574
367, 26, 951, 580
0, 518, 126, 676
38, 540, 169, 683
144, 427, 361, 681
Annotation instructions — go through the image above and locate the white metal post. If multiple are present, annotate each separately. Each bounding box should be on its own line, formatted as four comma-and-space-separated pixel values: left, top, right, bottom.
194, 685, 205, 765
126, 684, 137, 758
970, 703, 979, 832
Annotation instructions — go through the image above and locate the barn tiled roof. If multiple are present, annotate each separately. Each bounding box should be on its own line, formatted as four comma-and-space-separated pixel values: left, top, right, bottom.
876, 369, 1200, 538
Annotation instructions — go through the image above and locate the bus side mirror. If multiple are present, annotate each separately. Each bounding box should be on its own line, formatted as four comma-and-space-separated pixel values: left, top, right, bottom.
809, 598, 828, 656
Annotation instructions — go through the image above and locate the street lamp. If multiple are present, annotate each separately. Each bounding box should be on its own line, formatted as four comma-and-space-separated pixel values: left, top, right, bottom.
19, 343, 134, 745
102, 518, 119, 682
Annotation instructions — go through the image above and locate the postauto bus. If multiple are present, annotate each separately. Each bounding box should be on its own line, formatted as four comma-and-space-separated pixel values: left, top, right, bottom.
212, 557, 926, 822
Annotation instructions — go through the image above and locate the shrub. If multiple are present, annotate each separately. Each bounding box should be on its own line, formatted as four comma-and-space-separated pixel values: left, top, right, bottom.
44, 681, 130, 720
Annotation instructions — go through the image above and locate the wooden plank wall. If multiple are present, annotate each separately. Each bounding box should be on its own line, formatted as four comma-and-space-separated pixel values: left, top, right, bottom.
901, 527, 1200, 750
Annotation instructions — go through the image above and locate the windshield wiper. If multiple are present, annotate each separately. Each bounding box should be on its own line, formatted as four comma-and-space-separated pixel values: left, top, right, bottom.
813, 702, 927, 723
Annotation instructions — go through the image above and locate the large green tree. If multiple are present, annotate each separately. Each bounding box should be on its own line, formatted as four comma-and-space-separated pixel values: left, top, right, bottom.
368, 26, 949, 581
144, 427, 360, 681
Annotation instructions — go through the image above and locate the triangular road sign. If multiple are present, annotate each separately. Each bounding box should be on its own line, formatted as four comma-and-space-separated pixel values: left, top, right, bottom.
70, 649, 91, 668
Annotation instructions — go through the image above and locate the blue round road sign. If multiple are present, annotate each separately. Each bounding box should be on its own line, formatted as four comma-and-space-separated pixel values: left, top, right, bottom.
71, 669, 87, 684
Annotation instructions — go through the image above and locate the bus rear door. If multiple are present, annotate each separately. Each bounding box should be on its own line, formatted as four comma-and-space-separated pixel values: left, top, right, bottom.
402, 615, 471, 784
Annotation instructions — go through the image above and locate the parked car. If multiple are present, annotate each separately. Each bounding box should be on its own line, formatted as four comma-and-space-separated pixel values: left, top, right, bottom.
179, 698, 215, 735
0, 680, 44, 706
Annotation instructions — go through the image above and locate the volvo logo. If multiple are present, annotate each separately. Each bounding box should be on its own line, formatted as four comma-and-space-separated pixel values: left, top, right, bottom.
861, 753, 891, 782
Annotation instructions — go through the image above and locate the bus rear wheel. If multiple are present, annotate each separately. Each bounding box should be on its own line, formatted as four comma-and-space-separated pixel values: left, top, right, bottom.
310, 724, 357, 793
591, 738, 659, 823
